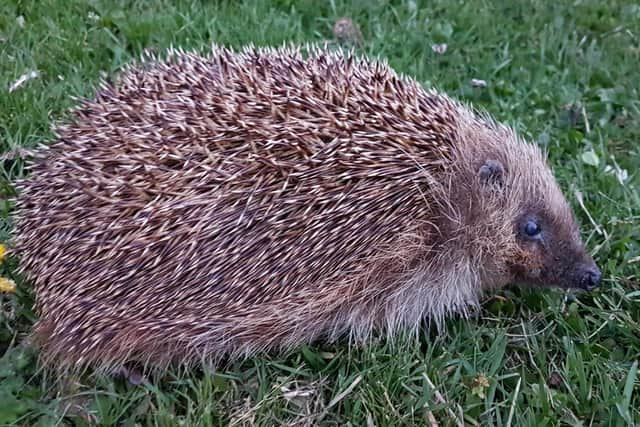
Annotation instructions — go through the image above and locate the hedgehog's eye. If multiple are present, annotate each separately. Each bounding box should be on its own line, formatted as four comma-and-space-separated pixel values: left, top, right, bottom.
524, 220, 541, 237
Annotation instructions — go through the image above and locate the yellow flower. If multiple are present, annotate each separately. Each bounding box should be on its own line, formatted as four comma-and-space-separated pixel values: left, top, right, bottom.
0, 277, 16, 294
0, 244, 6, 262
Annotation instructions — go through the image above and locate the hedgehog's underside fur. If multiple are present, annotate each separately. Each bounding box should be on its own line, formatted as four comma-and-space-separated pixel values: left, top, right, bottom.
13, 45, 595, 372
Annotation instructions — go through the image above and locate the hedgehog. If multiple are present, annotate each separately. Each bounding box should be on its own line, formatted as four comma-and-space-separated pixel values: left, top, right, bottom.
12, 45, 601, 372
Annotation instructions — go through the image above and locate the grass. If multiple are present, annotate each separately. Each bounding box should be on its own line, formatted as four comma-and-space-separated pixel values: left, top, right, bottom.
0, 0, 639, 425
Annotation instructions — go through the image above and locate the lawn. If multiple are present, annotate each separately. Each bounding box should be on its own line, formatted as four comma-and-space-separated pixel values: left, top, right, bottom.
1, 0, 639, 425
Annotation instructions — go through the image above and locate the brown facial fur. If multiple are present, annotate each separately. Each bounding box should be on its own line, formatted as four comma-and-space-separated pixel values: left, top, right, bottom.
446, 115, 598, 291
11, 45, 598, 372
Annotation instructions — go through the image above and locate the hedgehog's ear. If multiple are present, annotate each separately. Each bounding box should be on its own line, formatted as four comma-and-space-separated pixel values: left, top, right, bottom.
478, 159, 504, 187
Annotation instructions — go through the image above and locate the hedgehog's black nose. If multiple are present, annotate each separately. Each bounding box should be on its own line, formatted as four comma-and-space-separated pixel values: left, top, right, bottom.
580, 267, 601, 291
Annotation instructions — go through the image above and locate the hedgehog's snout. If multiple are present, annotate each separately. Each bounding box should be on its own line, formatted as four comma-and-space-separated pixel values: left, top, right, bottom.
556, 250, 601, 292
576, 263, 601, 291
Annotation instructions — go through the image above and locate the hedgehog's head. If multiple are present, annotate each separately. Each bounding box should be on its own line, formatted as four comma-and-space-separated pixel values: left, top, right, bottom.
448, 119, 600, 293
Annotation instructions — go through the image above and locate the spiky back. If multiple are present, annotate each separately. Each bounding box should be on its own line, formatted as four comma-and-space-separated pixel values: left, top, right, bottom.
14, 46, 467, 369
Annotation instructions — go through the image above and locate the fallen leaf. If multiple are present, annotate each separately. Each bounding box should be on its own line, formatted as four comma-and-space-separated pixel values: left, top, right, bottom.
0, 277, 16, 294
333, 17, 363, 45
581, 150, 599, 167
548, 371, 563, 389
470, 374, 490, 398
